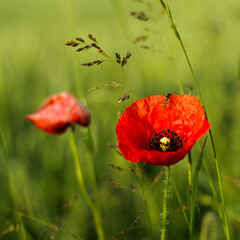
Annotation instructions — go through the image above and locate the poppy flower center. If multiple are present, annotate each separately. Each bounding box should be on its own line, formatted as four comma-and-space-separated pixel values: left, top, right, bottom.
149, 129, 184, 152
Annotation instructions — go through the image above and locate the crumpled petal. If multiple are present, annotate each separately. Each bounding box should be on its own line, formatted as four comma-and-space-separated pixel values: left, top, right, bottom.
26, 92, 91, 134
116, 94, 211, 165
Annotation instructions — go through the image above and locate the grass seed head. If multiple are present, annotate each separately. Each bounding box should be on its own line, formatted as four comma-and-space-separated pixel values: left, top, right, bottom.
130, 11, 149, 21
115, 52, 121, 64
65, 40, 74, 46
75, 45, 91, 52
107, 163, 123, 171
132, 35, 148, 44
81, 60, 104, 67
75, 37, 85, 43
118, 94, 130, 102
88, 33, 97, 43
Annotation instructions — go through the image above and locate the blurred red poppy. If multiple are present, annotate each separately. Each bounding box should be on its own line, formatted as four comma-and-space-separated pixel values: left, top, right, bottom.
116, 94, 211, 165
26, 92, 91, 134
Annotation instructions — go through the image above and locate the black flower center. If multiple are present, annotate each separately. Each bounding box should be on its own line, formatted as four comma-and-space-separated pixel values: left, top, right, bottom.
149, 129, 184, 152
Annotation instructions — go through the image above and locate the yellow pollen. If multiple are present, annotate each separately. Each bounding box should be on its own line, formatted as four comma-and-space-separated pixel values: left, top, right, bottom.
159, 137, 171, 152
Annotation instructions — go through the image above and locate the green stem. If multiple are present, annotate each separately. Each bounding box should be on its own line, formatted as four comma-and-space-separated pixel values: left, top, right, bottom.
198, 143, 224, 223
188, 150, 192, 195
213, 151, 230, 239
69, 127, 104, 240
181, 33, 230, 240
172, 178, 190, 228
82, 128, 101, 212
161, 36, 184, 94
118, 66, 137, 99
190, 137, 208, 240
136, 163, 155, 240
161, 166, 170, 240
106, 54, 137, 99
158, 1, 230, 239
0, 206, 85, 240
110, 0, 131, 40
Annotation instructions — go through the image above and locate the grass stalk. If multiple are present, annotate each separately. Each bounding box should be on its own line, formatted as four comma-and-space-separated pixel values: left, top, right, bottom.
161, 36, 184, 94
0, 206, 85, 240
136, 163, 155, 240
105, 54, 137, 99
198, 143, 224, 223
172, 178, 190, 228
158, 1, 230, 239
190, 137, 208, 240
161, 166, 170, 240
69, 127, 104, 240
188, 151, 193, 194
82, 128, 101, 212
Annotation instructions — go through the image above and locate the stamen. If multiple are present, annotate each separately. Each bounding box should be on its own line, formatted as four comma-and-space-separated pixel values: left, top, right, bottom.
149, 129, 184, 152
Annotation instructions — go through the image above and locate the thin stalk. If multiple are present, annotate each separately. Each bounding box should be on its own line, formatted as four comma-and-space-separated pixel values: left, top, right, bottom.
82, 128, 101, 212
183, 31, 230, 240
198, 143, 224, 222
172, 178, 190, 228
69, 127, 104, 240
161, 36, 184, 94
0, 206, 85, 240
117, 65, 137, 99
213, 150, 230, 239
158, 1, 230, 239
136, 163, 155, 240
110, 0, 131, 40
188, 150, 192, 194
161, 166, 170, 240
105, 54, 137, 99
190, 137, 208, 240
206, 132, 229, 239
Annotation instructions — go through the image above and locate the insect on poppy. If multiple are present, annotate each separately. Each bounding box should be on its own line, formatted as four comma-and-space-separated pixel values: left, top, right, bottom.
116, 94, 211, 165
26, 92, 91, 134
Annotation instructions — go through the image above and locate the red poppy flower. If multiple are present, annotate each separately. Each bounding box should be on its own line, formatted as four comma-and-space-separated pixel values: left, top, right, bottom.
26, 92, 91, 134
116, 94, 211, 165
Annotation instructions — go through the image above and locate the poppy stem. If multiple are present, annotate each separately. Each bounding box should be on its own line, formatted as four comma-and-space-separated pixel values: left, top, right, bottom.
69, 127, 104, 240
161, 166, 170, 240
136, 163, 155, 240
158, 2, 230, 239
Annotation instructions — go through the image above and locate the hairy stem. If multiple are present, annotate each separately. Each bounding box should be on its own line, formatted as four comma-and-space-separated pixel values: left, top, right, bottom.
161, 166, 170, 240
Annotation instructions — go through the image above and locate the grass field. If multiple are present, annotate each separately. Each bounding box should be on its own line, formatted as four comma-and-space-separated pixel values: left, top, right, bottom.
0, 0, 240, 239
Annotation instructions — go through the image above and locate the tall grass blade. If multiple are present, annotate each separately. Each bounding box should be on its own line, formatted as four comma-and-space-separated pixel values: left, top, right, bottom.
69, 127, 104, 240
199, 212, 221, 240
157, 1, 230, 239
190, 137, 208, 240
172, 178, 190, 228
136, 163, 155, 240
0, 206, 85, 240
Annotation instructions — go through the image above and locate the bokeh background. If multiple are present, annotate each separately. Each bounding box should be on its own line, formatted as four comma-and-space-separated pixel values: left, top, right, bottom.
0, 0, 240, 239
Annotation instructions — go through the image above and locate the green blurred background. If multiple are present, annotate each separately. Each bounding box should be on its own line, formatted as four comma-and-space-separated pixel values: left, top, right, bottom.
0, 0, 240, 239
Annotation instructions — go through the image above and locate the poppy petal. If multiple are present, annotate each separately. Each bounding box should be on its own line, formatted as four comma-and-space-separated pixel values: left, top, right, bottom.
116, 94, 211, 165
26, 92, 91, 134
